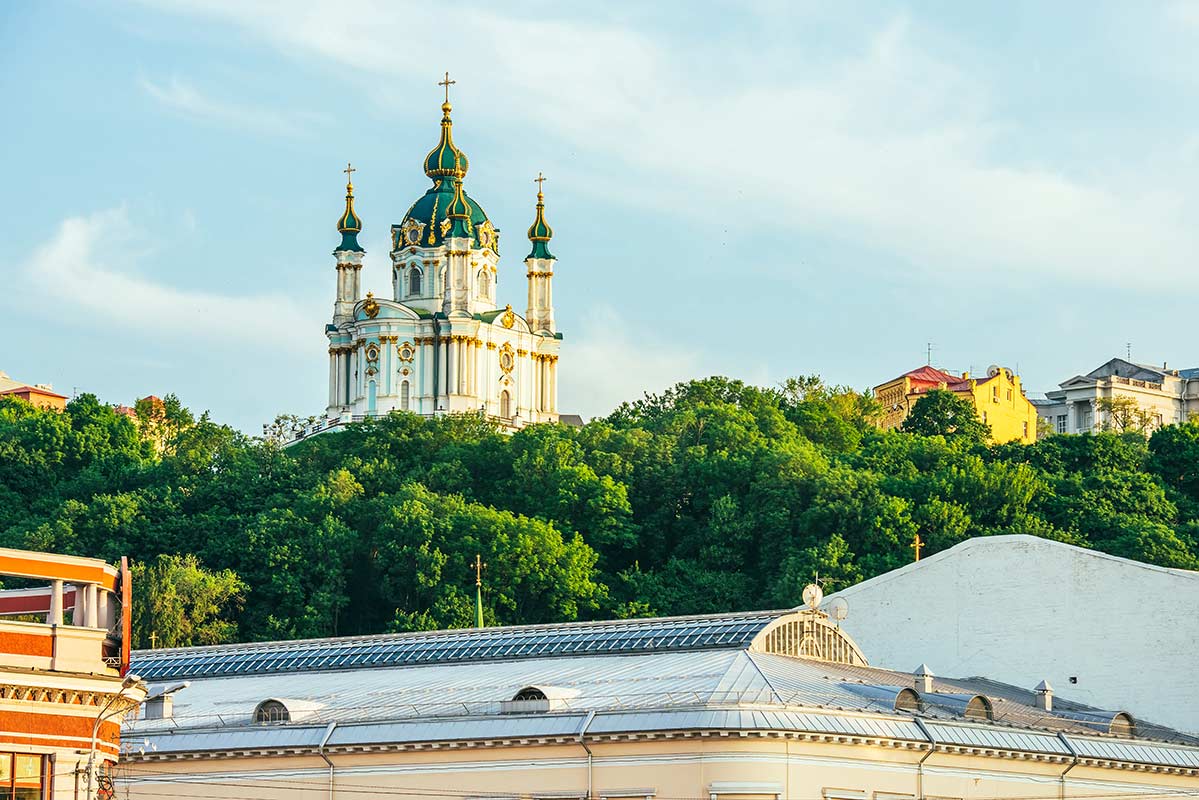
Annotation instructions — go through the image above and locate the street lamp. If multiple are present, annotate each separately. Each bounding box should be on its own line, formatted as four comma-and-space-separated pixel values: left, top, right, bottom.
86, 673, 142, 800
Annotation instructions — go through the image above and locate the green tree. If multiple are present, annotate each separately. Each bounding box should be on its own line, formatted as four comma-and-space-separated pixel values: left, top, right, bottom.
1096, 396, 1156, 436
131, 554, 245, 648
901, 389, 991, 443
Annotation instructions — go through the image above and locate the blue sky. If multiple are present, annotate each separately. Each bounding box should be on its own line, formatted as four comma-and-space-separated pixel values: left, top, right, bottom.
3, 1, 1199, 432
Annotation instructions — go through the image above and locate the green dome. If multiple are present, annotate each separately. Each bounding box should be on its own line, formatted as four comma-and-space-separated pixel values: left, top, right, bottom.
395, 101, 497, 253
335, 178, 364, 253
395, 178, 496, 252
526, 187, 554, 260
422, 102, 469, 179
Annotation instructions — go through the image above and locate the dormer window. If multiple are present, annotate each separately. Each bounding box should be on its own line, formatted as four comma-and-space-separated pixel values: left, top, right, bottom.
254, 699, 289, 724
513, 687, 547, 702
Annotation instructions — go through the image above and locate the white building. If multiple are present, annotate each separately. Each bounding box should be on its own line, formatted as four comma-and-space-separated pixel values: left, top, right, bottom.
289, 89, 563, 443
824, 535, 1199, 735
1033, 357, 1199, 434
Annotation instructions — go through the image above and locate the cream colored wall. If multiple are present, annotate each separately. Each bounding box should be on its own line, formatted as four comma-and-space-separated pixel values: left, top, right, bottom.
117, 734, 1199, 800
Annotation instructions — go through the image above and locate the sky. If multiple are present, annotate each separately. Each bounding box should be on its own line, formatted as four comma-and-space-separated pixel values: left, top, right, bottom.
3, 1, 1199, 432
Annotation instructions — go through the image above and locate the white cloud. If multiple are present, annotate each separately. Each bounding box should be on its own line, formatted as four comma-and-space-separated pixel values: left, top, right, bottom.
140, 76, 327, 137
25, 207, 312, 352
558, 306, 703, 420
137, 1, 1199, 288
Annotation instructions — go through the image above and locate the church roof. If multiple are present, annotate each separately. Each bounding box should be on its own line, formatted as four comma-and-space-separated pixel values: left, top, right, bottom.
396, 99, 496, 252
526, 177, 554, 260
334, 168, 364, 253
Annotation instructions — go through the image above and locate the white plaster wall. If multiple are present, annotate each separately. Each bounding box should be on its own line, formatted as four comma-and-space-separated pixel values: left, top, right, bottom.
824, 535, 1199, 735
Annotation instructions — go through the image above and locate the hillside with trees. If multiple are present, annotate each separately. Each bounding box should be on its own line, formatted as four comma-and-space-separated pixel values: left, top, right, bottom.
1, 378, 1197, 648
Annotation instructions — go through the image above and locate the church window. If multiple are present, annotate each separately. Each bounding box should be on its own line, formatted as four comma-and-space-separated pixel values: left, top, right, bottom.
401, 381, 410, 411
478, 269, 491, 298
409, 267, 423, 296
500, 390, 511, 419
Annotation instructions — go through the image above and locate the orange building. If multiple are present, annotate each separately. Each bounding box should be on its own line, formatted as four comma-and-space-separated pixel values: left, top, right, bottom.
0, 548, 144, 799
0, 371, 68, 411
874, 364, 1039, 443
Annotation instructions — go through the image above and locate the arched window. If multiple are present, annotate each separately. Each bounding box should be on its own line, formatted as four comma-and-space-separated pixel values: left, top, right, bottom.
512, 687, 547, 701
400, 381, 410, 411
500, 390, 511, 419
478, 269, 490, 298
408, 266, 423, 296
254, 700, 289, 724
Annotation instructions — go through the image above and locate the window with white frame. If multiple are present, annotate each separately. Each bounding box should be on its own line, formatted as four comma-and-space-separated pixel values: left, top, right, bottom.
1056, 414, 1067, 434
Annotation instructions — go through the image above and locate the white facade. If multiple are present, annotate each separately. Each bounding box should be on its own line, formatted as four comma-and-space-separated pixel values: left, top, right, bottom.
824, 534, 1199, 735
1034, 357, 1199, 434
297, 98, 562, 441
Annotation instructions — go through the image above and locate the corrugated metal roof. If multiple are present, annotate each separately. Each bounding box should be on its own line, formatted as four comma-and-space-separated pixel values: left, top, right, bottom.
132, 610, 784, 680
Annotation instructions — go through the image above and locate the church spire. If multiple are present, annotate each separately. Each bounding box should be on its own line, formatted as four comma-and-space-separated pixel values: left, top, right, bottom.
447, 176, 473, 238
423, 72, 469, 181
335, 163, 364, 253
526, 172, 554, 260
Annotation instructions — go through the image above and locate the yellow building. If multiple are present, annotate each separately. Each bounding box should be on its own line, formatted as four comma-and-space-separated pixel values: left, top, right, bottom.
118, 598, 1199, 800
874, 364, 1039, 443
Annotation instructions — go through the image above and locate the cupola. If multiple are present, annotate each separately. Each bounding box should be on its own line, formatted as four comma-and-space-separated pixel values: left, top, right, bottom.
526, 172, 554, 260
423, 102, 469, 180
336, 163, 364, 253
447, 177, 473, 238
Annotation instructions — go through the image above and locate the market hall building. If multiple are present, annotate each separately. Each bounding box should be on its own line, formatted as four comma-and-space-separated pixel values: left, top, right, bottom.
120, 600, 1199, 799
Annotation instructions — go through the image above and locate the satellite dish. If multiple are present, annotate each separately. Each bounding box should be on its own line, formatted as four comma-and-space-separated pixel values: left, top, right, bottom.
801, 583, 823, 611
987, 365, 1001, 378
827, 596, 849, 622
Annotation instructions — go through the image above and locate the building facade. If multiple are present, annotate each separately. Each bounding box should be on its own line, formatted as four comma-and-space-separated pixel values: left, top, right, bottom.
119, 602, 1199, 799
874, 365, 1038, 443
0, 371, 67, 411
0, 548, 144, 799
289, 91, 563, 443
825, 535, 1199, 736
1032, 358, 1199, 434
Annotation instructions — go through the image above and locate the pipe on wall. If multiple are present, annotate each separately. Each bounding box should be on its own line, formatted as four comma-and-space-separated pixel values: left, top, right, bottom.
318, 722, 338, 800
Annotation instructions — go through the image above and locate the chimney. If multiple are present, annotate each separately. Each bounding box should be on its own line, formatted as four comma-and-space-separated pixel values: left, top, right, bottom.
144, 694, 175, 720
1034, 679, 1053, 712
914, 664, 934, 694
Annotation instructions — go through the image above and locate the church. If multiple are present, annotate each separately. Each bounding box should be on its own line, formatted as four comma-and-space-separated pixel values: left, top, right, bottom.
318, 78, 561, 436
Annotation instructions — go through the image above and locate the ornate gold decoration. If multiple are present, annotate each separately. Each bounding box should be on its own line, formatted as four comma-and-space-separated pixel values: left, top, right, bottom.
400, 219, 425, 247
517, 349, 528, 357
486, 342, 497, 350
477, 220, 496, 250
501, 304, 515, 329
365, 343, 381, 362
401, 368, 410, 377
499, 342, 515, 375
440, 216, 452, 236
363, 292, 380, 319
398, 341, 415, 362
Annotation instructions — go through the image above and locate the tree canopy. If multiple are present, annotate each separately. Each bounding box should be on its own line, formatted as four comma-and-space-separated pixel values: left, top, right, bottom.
2, 378, 1197, 647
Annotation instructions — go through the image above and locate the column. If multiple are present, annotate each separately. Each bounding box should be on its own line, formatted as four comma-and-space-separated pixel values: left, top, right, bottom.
97, 589, 110, 632
84, 584, 99, 628
48, 580, 63, 626
327, 352, 337, 408
550, 358, 558, 412
71, 585, 83, 626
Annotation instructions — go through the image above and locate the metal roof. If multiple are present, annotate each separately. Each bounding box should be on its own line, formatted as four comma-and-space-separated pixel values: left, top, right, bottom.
132, 610, 783, 681
125, 610, 1199, 773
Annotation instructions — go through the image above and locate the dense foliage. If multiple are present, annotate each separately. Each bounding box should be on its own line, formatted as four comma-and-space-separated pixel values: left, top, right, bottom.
2, 377, 1198, 647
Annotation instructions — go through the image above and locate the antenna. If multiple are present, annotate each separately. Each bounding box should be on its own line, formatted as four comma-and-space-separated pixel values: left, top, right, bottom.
827, 596, 849, 624
1127, 342, 1132, 360
926, 342, 934, 365
801, 583, 824, 611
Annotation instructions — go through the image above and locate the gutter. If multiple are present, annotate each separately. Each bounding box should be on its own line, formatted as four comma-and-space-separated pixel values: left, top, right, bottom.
1057, 733, 1080, 800
913, 717, 937, 800
318, 722, 338, 800
578, 710, 597, 800
432, 317, 441, 410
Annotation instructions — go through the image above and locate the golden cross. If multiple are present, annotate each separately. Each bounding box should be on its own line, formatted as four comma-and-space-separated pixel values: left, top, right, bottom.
149, 631, 158, 649
911, 533, 924, 562
474, 554, 486, 587
439, 71, 456, 104
534, 172, 546, 193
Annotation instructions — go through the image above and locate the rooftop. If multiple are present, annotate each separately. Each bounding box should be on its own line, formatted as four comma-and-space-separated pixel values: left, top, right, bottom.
126, 605, 1199, 768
